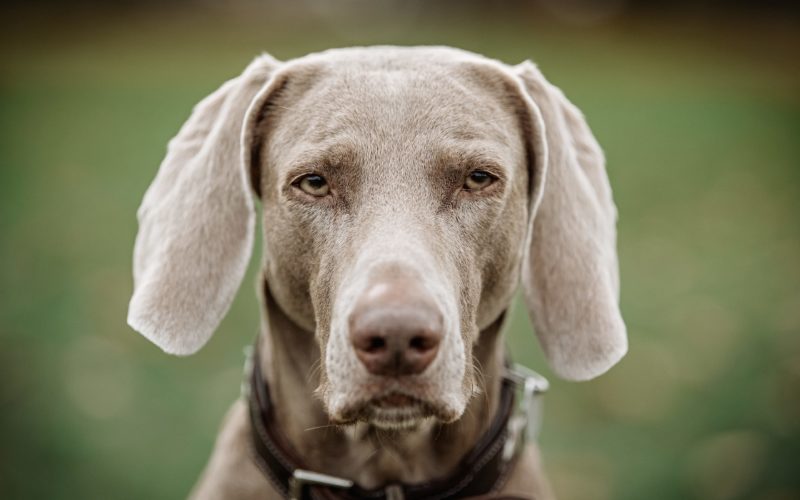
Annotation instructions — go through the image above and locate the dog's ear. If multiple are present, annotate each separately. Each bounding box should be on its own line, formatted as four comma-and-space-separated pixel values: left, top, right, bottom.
127, 54, 284, 355
514, 61, 627, 381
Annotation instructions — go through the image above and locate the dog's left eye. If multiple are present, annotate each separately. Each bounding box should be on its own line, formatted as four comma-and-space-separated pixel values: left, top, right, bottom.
463, 170, 496, 191
294, 174, 330, 197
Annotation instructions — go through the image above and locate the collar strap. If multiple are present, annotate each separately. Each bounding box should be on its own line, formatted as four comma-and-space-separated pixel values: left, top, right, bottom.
244, 344, 547, 500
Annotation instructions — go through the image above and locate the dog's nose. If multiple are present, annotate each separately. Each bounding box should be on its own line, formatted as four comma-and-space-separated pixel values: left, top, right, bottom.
349, 281, 443, 376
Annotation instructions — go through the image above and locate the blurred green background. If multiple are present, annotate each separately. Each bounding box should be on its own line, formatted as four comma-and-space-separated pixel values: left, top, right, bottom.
1, 1, 798, 499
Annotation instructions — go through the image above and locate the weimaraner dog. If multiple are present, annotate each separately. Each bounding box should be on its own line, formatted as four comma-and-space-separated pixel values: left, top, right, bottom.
127, 46, 627, 499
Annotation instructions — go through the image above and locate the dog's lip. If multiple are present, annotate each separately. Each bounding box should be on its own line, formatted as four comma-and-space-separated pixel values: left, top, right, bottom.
330, 391, 447, 425
360, 395, 435, 429
372, 392, 420, 408
326, 379, 464, 425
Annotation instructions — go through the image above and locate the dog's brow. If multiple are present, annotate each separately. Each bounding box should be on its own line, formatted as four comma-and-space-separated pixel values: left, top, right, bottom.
287, 144, 359, 172
435, 148, 507, 175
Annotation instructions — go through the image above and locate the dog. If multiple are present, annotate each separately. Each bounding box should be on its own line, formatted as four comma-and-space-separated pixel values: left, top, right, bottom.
127, 46, 627, 499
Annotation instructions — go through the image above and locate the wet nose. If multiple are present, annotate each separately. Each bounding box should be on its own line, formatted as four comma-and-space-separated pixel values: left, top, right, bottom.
349, 281, 443, 376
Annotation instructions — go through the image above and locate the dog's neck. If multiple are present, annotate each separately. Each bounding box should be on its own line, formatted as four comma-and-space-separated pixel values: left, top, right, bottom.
257, 283, 506, 489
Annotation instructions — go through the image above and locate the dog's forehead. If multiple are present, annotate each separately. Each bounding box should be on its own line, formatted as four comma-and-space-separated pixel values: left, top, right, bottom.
273, 48, 521, 165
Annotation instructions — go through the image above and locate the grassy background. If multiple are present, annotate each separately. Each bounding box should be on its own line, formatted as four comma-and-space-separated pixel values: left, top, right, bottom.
1, 3, 798, 499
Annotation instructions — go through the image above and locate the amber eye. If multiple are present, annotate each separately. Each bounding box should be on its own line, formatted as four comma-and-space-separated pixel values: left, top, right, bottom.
463, 170, 495, 191
295, 174, 330, 197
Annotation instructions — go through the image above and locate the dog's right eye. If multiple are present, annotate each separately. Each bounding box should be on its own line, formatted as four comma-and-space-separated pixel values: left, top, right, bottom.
294, 174, 330, 197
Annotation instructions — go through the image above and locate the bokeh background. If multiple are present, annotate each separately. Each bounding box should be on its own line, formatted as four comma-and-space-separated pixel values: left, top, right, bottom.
1, 1, 798, 499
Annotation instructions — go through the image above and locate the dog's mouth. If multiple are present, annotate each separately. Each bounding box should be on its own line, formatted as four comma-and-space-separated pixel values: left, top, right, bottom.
366, 394, 433, 430
372, 392, 419, 409
331, 391, 457, 429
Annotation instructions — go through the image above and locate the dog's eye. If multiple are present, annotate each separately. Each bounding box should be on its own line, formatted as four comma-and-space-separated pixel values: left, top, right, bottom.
295, 174, 330, 197
463, 170, 496, 191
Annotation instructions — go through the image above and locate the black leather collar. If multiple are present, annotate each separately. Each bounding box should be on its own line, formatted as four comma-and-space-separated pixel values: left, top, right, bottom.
245, 344, 528, 500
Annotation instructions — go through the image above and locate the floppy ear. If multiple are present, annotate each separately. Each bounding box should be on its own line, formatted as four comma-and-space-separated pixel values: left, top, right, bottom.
127, 54, 283, 355
514, 61, 627, 381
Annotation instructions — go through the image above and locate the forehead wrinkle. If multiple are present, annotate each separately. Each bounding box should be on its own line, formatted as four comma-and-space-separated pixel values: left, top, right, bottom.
433, 144, 510, 172
286, 140, 359, 167
307, 67, 515, 140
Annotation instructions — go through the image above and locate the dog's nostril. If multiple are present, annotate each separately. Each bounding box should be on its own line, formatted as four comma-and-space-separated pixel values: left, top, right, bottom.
366, 336, 386, 352
409, 335, 434, 351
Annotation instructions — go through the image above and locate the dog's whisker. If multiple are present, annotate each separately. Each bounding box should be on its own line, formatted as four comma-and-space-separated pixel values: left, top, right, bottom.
271, 104, 297, 112
304, 424, 337, 432
470, 356, 491, 418
372, 428, 406, 462
361, 446, 381, 465
432, 422, 445, 442
306, 358, 323, 384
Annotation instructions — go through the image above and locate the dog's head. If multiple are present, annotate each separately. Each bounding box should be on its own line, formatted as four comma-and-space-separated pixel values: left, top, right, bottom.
128, 47, 626, 428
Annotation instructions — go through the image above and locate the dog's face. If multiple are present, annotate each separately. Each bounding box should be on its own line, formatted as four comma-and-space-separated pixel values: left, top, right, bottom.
128, 47, 627, 429
255, 52, 529, 425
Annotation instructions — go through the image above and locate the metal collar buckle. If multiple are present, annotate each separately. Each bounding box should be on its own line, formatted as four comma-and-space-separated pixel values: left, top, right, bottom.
289, 469, 355, 500
502, 364, 549, 461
